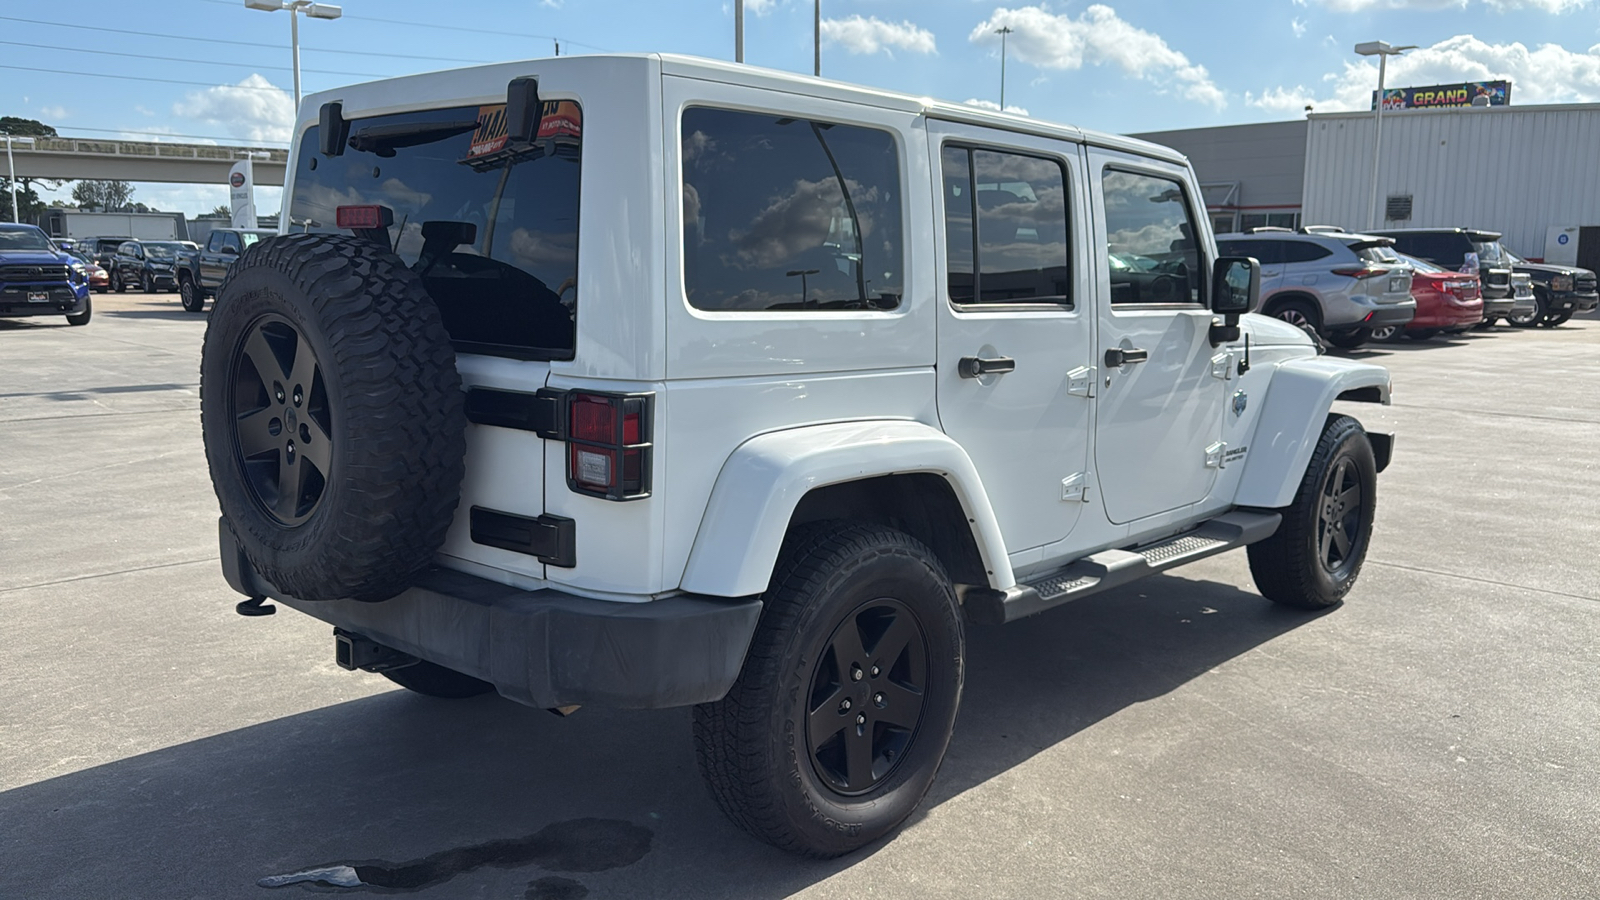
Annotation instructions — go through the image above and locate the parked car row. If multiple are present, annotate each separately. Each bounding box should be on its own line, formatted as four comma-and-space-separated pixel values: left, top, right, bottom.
1217, 225, 1598, 349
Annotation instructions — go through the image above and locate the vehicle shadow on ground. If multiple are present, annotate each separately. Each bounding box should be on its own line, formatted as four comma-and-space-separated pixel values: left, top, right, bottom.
0, 573, 1316, 898
102, 307, 208, 322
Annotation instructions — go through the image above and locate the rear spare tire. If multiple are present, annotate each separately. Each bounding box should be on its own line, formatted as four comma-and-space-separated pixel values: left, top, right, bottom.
200, 233, 466, 602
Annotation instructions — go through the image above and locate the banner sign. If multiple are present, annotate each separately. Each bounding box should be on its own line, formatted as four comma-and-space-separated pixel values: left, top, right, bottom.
228, 158, 257, 230
1371, 81, 1511, 110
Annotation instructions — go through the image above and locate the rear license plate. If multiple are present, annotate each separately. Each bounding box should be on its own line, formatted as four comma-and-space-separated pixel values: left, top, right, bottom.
27, 291, 48, 303
1388, 277, 1406, 293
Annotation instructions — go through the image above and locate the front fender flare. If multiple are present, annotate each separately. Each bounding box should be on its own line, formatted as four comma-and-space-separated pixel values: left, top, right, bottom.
1235, 356, 1391, 509
679, 420, 1013, 598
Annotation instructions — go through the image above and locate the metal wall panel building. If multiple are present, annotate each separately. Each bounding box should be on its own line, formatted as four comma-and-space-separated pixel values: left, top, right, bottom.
1132, 120, 1308, 234
1303, 104, 1600, 258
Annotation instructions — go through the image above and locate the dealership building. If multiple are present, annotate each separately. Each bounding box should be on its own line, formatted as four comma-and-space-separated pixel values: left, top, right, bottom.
1133, 100, 1600, 271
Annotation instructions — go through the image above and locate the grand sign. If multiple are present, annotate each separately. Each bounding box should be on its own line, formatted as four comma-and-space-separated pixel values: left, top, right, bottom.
1371, 81, 1511, 110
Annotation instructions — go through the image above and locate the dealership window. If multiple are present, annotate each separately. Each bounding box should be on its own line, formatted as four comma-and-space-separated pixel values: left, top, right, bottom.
1240, 212, 1301, 232
1101, 169, 1204, 305
681, 107, 903, 312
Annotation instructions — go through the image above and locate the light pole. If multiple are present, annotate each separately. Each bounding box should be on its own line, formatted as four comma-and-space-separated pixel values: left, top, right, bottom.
5, 134, 36, 223
735, 0, 743, 63
244, 0, 343, 109
1355, 40, 1415, 230
996, 26, 1014, 110
814, 0, 821, 77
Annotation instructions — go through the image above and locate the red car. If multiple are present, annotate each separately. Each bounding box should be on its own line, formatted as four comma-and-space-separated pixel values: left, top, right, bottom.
67, 250, 111, 293
1372, 252, 1482, 341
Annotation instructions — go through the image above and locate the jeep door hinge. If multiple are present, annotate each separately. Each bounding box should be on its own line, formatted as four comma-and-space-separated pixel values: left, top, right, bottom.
1061, 472, 1091, 502
1204, 441, 1228, 468
1210, 352, 1234, 381
1066, 366, 1095, 398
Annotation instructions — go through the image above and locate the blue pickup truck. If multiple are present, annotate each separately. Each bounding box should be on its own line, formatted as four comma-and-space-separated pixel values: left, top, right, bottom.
0, 223, 91, 326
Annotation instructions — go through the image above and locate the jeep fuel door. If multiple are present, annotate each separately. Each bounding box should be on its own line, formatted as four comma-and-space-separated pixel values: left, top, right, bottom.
929, 122, 1093, 555
1090, 154, 1225, 524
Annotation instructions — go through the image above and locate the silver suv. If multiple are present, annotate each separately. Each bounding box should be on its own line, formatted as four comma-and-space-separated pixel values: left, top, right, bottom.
1217, 228, 1415, 349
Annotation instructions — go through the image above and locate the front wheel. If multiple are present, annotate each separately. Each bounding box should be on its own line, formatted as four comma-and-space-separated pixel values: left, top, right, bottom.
1507, 291, 1546, 328
143, 273, 154, 294
65, 296, 91, 326
1247, 414, 1376, 610
693, 524, 964, 857
180, 277, 204, 312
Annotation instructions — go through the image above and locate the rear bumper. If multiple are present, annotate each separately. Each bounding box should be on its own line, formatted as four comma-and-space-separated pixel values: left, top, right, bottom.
1481, 297, 1516, 318
1361, 305, 1416, 328
219, 520, 762, 710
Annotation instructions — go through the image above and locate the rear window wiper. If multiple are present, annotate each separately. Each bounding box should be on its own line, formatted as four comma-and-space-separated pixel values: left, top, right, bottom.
346, 120, 479, 157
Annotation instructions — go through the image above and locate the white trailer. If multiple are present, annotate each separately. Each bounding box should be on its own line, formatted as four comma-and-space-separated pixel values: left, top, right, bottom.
40, 209, 190, 242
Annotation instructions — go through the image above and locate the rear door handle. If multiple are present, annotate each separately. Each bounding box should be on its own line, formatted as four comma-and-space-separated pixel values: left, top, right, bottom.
958, 356, 1017, 378
1104, 347, 1149, 368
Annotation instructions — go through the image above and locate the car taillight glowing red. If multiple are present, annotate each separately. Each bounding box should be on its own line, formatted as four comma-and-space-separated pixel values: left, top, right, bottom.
566, 392, 652, 500
335, 204, 385, 229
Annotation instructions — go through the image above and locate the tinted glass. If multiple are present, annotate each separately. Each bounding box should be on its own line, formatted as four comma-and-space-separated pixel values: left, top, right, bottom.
144, 242, 182, 259
942, 146, 975, 303
972, 148, 1069, 304
682, 108, 902, 311
1391, 233, 1464, 266
291, 101, 582, 358
1102, 169, 1203, 304
1396, 252, 1444, 274
1280, 241, 1332, 263
0, 226, 53, 251
1354, 243, 1401, 264
1217, 239, 1280, 265
206, 232, 225, 252
1471, 240, 1506, 263
222, 232, 243, 253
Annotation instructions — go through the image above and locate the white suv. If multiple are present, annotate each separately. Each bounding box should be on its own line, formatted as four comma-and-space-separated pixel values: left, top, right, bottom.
202, 54, 1395, 857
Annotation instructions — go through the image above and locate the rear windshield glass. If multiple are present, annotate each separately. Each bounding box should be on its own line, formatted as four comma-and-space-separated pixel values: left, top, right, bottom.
1353, 242, 1400, 264
289, 101, 582, 359
144, 242, 183, 259
1396, 253, 1445, 274
1471, 240, 1506, 263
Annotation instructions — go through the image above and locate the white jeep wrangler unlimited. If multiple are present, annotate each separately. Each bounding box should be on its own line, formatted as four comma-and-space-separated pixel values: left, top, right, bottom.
202, 54, 1394, 857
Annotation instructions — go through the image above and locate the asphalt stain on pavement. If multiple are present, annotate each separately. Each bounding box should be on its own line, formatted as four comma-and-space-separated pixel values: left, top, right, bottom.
258, 817, 651, 894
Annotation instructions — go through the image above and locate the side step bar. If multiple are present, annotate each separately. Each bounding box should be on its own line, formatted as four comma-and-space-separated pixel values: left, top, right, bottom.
966, 510, 1281, 625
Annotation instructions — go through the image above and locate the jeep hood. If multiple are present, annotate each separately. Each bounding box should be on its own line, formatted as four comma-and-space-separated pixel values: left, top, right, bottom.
1240, 312, 1317, 348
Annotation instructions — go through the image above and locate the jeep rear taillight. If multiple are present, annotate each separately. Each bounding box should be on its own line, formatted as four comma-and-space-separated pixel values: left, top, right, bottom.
567, 392, 652, 501
335, 205, 386, 229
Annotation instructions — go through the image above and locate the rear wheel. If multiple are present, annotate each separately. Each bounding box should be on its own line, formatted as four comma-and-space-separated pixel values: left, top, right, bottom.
1247, 414, 1376, 610
382, 661, 495, 699
1369, 325, 1399, 342
1269, 299, 1322, 336
143, 272, 154, 294
694, 523, 964, 857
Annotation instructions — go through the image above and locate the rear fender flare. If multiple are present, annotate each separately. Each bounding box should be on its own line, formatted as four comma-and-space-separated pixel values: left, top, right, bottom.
678, 420, 1013, 598
1235, 357, 1391, 509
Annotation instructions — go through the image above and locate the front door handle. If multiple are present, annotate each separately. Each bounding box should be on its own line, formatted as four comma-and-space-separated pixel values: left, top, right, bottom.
1104, 347, 1150, 368
958, 356, 1017, 379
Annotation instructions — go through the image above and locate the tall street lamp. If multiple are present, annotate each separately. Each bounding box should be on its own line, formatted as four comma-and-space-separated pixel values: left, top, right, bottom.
5, 134, 36, 223
1355, 40, 1415, 231
244, 0, 343, 109
814, 0, 821, 77
996, 26, 1014, 110
735, 0, 744, 63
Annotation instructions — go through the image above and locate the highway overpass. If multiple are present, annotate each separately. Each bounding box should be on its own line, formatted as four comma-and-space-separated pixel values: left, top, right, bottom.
9, 136, 289, 186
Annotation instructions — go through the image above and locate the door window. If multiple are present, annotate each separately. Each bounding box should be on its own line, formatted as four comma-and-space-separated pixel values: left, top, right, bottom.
941, 145, 1070, 306
680, 107, 903, 312
1102, 169, 1205, 305
222, 232, 244, 254
206, 232, 225, 252
1279, 241, 1332, 263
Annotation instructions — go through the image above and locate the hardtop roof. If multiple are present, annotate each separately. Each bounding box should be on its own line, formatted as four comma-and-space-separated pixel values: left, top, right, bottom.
297, 52, 1186, 166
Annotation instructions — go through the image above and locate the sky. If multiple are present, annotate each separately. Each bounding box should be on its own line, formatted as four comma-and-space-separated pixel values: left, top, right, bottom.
9, 0, 1600, 216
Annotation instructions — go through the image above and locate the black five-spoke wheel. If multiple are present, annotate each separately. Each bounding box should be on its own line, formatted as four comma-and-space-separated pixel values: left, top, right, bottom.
806, 598, 927, 796
1318, 457, 1363, 575
230, 314, 332, 526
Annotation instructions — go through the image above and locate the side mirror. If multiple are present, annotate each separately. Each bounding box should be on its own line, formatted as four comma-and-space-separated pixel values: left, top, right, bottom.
220, 245, 239, 256
1209, 256, 1259, 345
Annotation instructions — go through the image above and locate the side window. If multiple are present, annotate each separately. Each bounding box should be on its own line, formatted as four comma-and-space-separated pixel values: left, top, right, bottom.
681, 107, 903, 312
940, 145, 1071, 306
1279, 241, 1332, 263
1219, 240, 1281, 265
206, 232, 225, 252
1101, 168, 1205, 305
222, 233, 243, 254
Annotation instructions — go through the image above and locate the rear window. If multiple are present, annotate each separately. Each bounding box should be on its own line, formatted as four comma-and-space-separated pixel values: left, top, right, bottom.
1471, 240, 1506, 263
1352, 242, 1401, 264
1280, 241, 1333, 263
1388, 232, 1465, 267
289, 101, 582, 359
681, 107, 903, 312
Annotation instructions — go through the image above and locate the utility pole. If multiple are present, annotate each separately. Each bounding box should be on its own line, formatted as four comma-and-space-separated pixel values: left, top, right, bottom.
996, 26, 1014, 110
1355, 40, 1415, 230
735, 0, 744, 63
814, 0, 821, 77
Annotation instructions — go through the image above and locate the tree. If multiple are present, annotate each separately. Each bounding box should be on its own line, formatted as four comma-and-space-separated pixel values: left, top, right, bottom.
0, 117, 57, 138
72, 179, 136, 210
208, 204, 233, 218
0, 177, 44, 223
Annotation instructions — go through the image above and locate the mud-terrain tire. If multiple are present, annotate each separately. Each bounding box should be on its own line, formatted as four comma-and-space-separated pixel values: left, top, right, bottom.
383, 661, 496, 699
180, 275, 204, 312
1248, 414, 1377, 610
693, 523, 964, 857
200, 233, 466, 602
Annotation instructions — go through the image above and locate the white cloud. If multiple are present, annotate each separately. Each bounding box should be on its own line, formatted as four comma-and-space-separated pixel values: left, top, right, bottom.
1251, 34, 1600, 113
746, 0, 782, 15
39, 105, 68, 120
172, 74, 293, 144
963, 98, 1031, 116
1307, 0, 1588, 9
970, 5, 1225, 109
821, 15, 936, 56
1292, 18, 1308, 37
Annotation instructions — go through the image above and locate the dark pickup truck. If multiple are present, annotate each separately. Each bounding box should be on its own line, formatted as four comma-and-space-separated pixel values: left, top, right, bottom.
1501, 246, 1598, 327
177, 228, 276, 312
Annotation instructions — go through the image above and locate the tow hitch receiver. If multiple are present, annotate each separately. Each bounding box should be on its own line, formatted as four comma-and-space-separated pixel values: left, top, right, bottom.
334, 629, 418, 672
